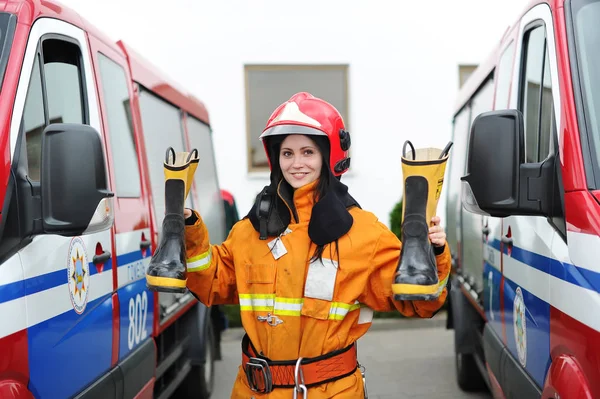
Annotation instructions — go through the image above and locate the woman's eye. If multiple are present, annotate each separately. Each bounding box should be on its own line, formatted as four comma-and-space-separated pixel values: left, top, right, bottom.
282, 151, 292, 157
304, 150, 314, 155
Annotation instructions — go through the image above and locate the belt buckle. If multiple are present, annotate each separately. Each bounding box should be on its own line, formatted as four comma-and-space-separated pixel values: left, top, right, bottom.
245, 357, 273, 393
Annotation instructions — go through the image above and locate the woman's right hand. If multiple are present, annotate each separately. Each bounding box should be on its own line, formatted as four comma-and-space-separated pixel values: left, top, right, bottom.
184, 208, 193, 219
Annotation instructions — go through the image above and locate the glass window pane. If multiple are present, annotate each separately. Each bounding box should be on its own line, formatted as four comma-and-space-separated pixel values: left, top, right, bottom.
246, 66, 348, 170
42, 39, 84, 126
186, 116, 226, 244
138, 90, 187, 233
23, 55, 45, 181
98, 53, 141, 197
539, 45, 554, 161
520, 26, 546, 163
494, 41, 515, 110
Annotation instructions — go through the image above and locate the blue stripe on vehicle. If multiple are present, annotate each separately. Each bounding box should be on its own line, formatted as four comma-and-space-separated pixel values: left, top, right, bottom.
0, 258, 113, 305
0, 250, 149, 304
27, 293, 114, 399
489, 238, 600, 293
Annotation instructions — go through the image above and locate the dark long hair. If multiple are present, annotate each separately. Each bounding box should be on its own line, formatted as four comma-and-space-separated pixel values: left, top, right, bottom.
268, 134, 341, 265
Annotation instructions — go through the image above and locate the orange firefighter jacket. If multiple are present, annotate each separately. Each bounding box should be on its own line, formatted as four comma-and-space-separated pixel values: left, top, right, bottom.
185, 182, 451, 398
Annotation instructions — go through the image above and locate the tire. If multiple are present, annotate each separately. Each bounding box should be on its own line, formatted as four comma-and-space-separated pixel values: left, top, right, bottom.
176, 320, 216, 398
455, 351, 487, 392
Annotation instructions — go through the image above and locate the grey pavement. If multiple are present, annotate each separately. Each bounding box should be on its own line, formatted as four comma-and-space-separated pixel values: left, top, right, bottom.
211, 313, 491, 399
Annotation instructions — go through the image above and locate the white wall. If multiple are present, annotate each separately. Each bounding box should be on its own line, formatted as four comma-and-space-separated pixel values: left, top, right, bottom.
59, 0, 528, 227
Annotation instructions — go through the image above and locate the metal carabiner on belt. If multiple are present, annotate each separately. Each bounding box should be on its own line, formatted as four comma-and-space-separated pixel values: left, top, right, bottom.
293, 357, 307, 399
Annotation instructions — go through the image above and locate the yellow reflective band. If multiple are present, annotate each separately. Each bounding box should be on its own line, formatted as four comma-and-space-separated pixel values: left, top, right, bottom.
239, 294, 276, 312
328, 301, 362, 320
187, 248, 212, 272
239, 293, 276, 300
273, 297, 303, 316
436, 274, 449, 295
237, 296, 367, 321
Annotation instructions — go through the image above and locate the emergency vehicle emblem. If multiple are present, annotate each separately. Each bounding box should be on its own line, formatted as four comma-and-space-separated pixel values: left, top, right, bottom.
513, 286, 527, 367
67, 237, 90, 314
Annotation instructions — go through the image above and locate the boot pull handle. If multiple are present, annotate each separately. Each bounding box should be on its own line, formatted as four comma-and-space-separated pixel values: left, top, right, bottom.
186, 148, 199, 163
439, 141, 454, 159
402, 140, 416, 160
165, 147, 176, 165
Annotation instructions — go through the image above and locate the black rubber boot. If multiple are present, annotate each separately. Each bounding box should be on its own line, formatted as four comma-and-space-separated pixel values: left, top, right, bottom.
146, 179, 187, 293
391, 140, 452, 301
393, 176, 439, 301
146, 147, 199, 293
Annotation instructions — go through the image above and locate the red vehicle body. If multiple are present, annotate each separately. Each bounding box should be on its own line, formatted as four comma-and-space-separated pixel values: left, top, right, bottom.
0, 1, 227, 398
446, 0, 600, 398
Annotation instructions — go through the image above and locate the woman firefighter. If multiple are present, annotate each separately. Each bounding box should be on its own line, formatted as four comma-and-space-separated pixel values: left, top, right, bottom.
146, 92, 452, 398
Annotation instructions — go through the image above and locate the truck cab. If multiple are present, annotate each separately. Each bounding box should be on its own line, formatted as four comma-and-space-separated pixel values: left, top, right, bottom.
446, 1, 600, 398
0, 1, 226, 397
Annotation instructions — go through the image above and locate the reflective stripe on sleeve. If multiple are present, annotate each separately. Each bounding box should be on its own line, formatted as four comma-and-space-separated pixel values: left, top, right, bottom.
187, 248, 212, 272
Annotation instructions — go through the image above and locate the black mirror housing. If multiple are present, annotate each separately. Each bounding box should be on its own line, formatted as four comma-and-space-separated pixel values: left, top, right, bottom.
460, 109, 555, 218
41, 123, 114, 235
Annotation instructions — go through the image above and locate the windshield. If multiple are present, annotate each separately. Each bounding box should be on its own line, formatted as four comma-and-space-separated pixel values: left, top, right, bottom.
0, 12, 16, 94
569, 0, 600, 185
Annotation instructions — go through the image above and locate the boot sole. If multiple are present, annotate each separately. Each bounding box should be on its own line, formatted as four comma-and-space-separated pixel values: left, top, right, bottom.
393, 293, 441, 301
392, 282, 440, 300
391, 282, 438, 296
146, 275, 187, 293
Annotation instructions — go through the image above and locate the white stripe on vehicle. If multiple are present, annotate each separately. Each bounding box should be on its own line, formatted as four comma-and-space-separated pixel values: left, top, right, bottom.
116, 229, 152, 288
1, 271, 112, 339
566, 231, 600, 274
26, 271, 113, 329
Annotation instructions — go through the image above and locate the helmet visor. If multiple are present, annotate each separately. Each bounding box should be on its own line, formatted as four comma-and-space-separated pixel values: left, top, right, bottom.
259, 124, 327, 140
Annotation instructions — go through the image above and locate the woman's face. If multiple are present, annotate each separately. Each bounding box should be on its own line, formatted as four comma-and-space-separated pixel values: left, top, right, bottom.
279, 134, 323, 189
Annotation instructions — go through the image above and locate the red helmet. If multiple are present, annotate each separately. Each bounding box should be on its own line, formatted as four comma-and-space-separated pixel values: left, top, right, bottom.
259, 92, 351, 176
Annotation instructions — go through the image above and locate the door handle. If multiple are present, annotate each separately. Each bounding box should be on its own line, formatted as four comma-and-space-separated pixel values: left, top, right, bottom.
482, 226, 490, 236
140, 239, 152, 250
501, 235, 513, 246
93, 250, 111, 265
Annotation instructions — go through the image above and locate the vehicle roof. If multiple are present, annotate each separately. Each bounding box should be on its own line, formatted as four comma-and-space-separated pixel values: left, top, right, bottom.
8, 0, 210, 125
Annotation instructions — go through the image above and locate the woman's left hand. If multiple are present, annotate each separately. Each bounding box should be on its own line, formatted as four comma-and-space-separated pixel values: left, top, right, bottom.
429, 216, 446, 247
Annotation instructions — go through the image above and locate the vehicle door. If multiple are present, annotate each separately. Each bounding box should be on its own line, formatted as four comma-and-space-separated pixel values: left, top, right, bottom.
501, 4, 558, 389
12, 18, 114, 398
484, 38, 517, 340
90, 37, 154, 369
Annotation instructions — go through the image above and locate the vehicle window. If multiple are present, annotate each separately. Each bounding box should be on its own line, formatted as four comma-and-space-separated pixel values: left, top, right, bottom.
520, 25, 551, 163
446, 105, 470, 257
539, 45, 555, 159
23, 38, 87, 181
23, 55, 45, 181
97, 53, 141, 197
569, 0, 600, 186
138, 89, 188, 233
494, 41, 515, 110
470, 77, 495, 124
186, 115, 226, 243
42, 39, 85, 126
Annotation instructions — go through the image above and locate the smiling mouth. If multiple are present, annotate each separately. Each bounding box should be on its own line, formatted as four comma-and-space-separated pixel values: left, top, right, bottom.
292, 172, 309, 177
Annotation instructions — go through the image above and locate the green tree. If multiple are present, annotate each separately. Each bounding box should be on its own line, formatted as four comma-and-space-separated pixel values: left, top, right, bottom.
389, 198, 403, 240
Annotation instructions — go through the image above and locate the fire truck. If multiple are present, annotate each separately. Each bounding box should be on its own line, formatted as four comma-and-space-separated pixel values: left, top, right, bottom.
0, 0, 227, 397
445, 0, 600, 398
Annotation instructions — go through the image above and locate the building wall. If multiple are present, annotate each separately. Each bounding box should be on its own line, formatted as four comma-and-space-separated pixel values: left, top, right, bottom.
59, 0, 527, 228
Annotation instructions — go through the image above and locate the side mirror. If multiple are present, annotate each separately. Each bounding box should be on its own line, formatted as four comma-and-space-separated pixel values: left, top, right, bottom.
41, 123, 114, 235
460, 109, 556, 218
